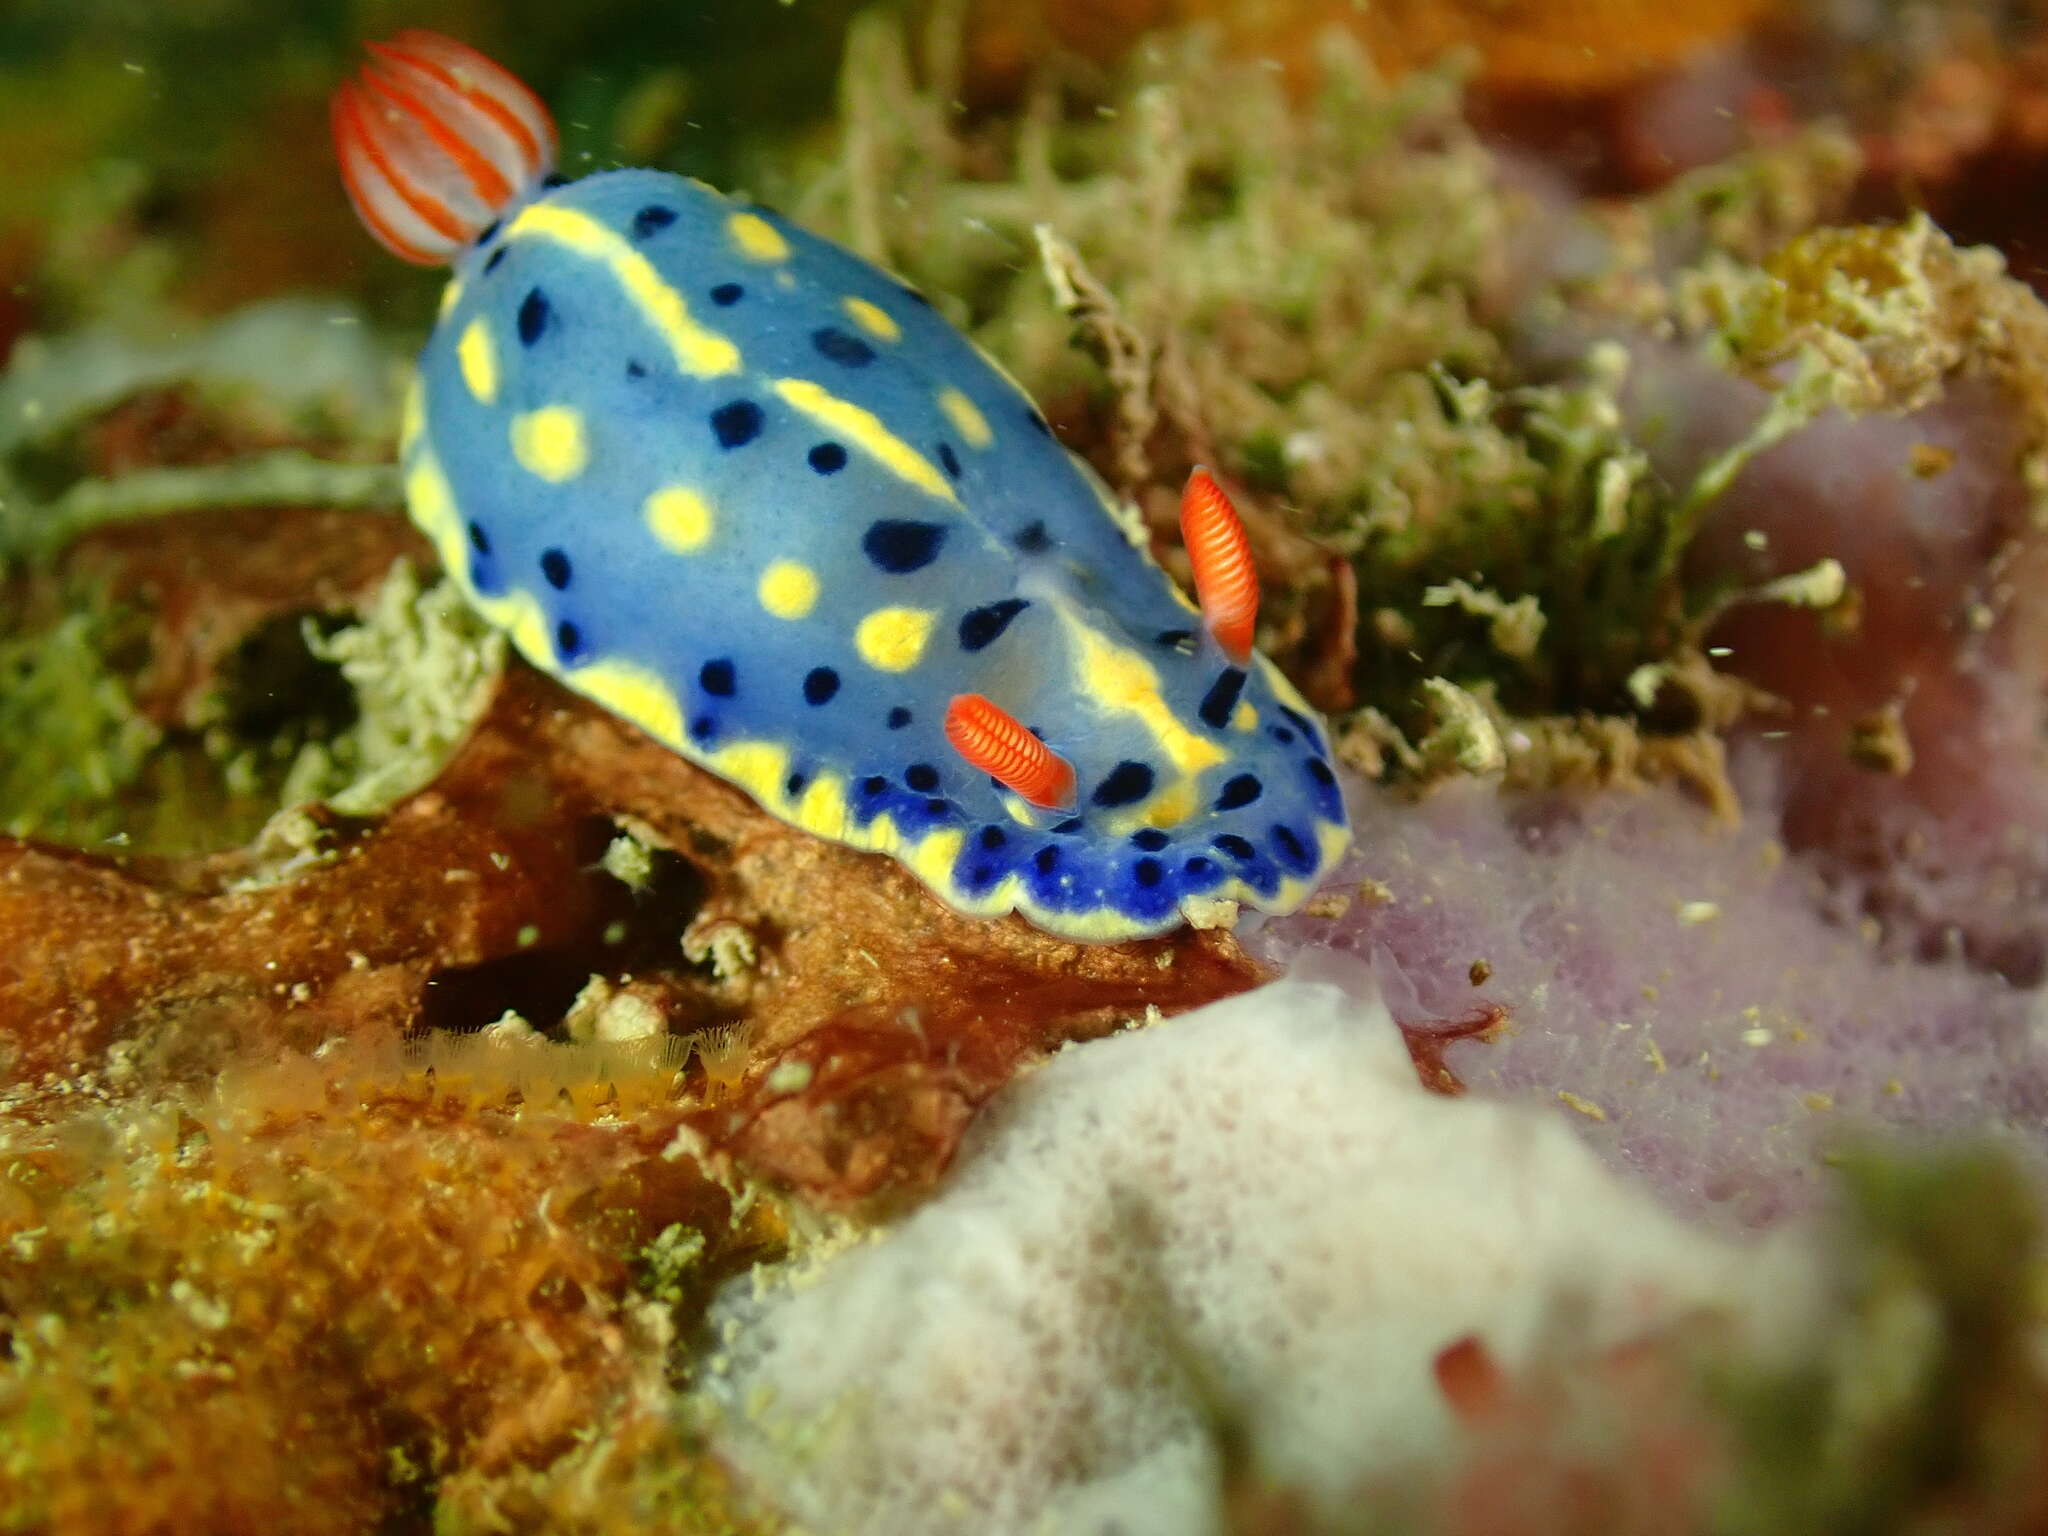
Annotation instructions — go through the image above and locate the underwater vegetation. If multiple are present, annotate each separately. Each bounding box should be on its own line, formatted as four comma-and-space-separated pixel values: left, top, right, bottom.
9, 0, 2048, 1531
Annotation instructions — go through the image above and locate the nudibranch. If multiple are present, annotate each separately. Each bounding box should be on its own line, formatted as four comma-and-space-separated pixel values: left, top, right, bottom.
332, 31, 1349, 942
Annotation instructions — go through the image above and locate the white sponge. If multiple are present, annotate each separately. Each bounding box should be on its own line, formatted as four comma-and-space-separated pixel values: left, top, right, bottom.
705, 958, 1820, 1535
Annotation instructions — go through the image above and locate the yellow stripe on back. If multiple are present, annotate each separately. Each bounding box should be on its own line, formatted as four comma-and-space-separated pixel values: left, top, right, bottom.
507, 203, 741, 378
772, 378, 958, 504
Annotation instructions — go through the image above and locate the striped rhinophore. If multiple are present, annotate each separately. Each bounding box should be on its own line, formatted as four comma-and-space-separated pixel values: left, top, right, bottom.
945, 693, 1077, 809
331, 30, 557, 266
1179, 468, 1259, 664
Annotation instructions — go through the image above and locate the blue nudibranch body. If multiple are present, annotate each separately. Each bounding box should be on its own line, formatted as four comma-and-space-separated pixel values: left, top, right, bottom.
338, 32, 1349, 942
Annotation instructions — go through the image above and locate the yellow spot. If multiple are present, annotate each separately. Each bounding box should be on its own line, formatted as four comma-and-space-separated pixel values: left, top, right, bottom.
728, 211, 790, 262
855, 607, 935, 672
407, 449, 552, 664
908, 828, 965, 892
758, 560, 820, 620
937, 387, 992, 449
404, 454, 459, 555
506, 203, 740, 377
399, 376, 425, 456
572, 659, 684, 749
437, 278, 464, 319
1233, 701, 1257, 732
510, 406, 588, 482
644, 485, 714, 552
772, 379, 956, 503
1101, 777, 1199, 837
1060, 606, 1226, 776
1142, 780, 1197, 829
793, 774, 852, 841
711, 741, 790, 806
457, 318, 498, 404
843, 296, 901, 342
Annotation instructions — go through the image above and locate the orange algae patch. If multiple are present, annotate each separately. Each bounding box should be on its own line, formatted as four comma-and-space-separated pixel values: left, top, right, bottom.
964, 0, 1775, 96
0, 1037, 773, 1534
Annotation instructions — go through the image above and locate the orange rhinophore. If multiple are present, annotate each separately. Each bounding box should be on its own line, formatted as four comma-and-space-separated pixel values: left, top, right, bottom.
331, 29, 558, 266
944, 694, 1076, 810
1179, 467, 1259, 663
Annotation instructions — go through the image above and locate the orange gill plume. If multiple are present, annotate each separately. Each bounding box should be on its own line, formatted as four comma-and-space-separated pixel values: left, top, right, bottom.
331, 29, 558, 266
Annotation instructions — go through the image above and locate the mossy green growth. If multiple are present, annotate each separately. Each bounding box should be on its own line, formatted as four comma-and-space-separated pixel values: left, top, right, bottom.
0, 585, 159, 842
765, 18, 1859, 760
767, 17, 2048, 789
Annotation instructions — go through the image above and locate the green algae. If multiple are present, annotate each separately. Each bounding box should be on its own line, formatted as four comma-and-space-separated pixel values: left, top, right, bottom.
0, 585, 158, 842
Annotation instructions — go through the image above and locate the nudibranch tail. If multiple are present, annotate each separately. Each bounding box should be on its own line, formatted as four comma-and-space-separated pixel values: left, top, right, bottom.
1180, 467, 1259, 664
331, 29, 557, 266
945, 694, 1077, 810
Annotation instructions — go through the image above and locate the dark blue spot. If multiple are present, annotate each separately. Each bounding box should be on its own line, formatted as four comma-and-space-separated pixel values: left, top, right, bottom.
542, 172, 570, 189
1272, 824, 1311, 871
958, 598, 1029, 652
937, 442, 962, 479
1025, 407, 1053, 436
1015, 521, 1050, 552
691, 715, 716, 742
1215, 774, 1263, 810
540, 548, 571, 590
1185, 856, 1216, 877
804, 667, 840, 706
1052, 818, 1084, 835
631, 205, 677, 240
1131, 829, 1169, 851
863, 519, 946, 574
484, 246, 507, 274
475, 217, 501, 245
1306, 758, 1336, 788
711, 400, 764, 449
710, 282, 745, 306
786, 772, 808, 796
808, 442, 848, 474
1269, 726, 1296, 745
978, 826, 1008, 850
1093, 761, 1154, 808
887, 706, 912, 730
1214, 834, 1256, 861
905, 763, 940, 793
1198, 668, 1247, 730
924, 797, 948, 815
626, 360, 647, 379
467, 521, 491, 555
518, 288, 550, 346
1279, 706, 1324, 754
861, 775, 888, 797
1034, 846, 1059, 874
812, 327, 875, 367
1156, 629, 1195, 649
556, 620, 583, 658
1134, 857, 1164, 888
699, 659, 736, 697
